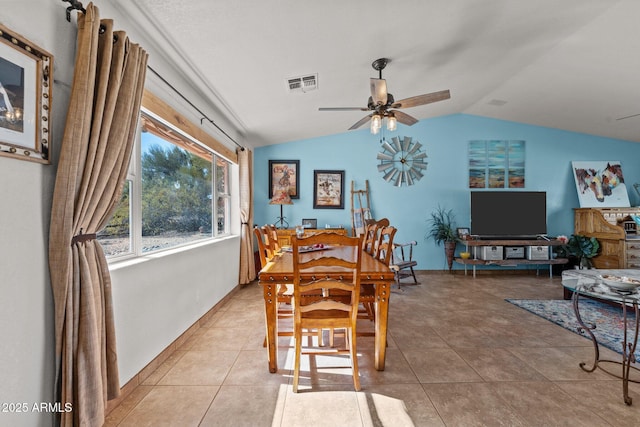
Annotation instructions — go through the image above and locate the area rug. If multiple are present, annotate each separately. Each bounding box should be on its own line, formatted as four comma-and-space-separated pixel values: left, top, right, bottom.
506, 298, 639, 360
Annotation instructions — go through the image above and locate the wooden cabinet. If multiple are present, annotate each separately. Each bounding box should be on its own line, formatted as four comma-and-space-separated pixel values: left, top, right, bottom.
275, 228, 348, 247
573, 208, 640, 269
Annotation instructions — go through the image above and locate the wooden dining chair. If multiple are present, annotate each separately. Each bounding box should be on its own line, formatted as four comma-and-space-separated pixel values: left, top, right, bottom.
256, 225, 323, 347
254, 226, 270, 269
374, 226, 397, 265
291, 232, 363, 392
363, 218, 390, 255
361, 225, 397, 322
264, 224, 281, 254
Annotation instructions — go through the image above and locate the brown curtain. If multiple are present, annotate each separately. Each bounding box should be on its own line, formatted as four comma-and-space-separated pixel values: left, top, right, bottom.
238, 147, 256, 284
48, 3, 148, 426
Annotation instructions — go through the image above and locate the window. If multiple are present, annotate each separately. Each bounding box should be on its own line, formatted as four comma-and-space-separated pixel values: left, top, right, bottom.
98, 110, 232, 258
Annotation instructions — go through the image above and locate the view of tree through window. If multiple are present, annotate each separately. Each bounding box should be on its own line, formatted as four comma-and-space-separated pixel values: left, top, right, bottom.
98, 112, 230, 258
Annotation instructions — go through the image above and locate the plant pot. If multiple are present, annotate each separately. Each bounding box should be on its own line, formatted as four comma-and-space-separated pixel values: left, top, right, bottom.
444, 241, 456, 272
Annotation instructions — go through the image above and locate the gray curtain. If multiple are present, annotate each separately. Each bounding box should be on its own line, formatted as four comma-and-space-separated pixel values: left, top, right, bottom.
48, 3, 148, 426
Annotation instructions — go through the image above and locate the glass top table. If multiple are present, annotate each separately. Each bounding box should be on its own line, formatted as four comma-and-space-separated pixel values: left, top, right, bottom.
561, 269, 640, 405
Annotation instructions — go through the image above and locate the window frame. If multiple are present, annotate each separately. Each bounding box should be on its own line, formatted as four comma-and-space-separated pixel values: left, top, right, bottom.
102, 90, 238, 262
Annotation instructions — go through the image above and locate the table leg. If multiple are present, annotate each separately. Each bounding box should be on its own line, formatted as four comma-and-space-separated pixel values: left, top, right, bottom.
262, 282, 278, 373
573, 291, 640, 405
621, 302, 639, 405
374, 281, 391, 370
572, 292, 600, 372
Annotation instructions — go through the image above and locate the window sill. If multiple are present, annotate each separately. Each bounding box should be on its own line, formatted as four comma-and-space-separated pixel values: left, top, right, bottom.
107, 234, 239, 271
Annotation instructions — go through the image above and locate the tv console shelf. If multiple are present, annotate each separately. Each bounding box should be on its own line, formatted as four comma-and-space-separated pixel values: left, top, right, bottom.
455, 239, 568, 278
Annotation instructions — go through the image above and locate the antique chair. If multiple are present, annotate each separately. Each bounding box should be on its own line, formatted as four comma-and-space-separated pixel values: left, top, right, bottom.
291, 232, 363, 392
391, 240, 418, 288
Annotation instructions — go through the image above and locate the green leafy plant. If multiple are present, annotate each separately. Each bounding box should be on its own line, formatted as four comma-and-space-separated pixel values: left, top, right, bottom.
425, 206, 460, 245
425, 206, 461, 272
567, 234, 600, 269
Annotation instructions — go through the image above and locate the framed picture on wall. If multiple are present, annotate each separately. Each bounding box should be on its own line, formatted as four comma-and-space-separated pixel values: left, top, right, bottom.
313, 170, 344, 209
571, 160, 630, 207
268, 159, 299, 199
0, 24, 53, 163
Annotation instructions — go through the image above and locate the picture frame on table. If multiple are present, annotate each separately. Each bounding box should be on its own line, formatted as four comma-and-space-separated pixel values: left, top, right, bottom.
0, 24, 53, 163
301, 218, 317, 229
457, 227, 471, 240
268, 159, 299, 199
313, 170, 344, 209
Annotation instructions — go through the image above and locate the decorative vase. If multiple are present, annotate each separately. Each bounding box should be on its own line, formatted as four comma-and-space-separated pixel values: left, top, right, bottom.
444, 240, 456, 272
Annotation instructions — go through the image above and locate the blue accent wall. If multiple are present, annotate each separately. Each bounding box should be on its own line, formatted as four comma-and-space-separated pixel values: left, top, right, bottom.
255, 114, 640, 270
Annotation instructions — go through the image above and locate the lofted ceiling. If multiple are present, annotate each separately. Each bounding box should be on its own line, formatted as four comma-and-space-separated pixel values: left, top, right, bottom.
112, 0, 640, 148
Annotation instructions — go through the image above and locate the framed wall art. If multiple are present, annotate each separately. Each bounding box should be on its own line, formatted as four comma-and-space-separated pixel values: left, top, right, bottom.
313, 170, 344, 209
0, 24, 53, 163
572, 160, 630, 207
268, 159, 299, 199
468, 140, 525, 188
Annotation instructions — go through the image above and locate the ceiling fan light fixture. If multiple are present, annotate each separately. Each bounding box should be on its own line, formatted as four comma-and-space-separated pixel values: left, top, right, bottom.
370, 114, 382, 134
387, 114, 397, 131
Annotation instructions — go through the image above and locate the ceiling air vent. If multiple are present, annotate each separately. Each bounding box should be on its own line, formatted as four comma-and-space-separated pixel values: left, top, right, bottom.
487, 99, 508, 106
287, 74, 318, 93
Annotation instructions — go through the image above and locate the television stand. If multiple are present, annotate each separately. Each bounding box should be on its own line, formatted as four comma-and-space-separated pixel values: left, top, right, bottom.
456, 239, 568, 278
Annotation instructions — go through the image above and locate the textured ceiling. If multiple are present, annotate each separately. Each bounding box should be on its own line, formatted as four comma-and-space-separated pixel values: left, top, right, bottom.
113, 0, 640, 147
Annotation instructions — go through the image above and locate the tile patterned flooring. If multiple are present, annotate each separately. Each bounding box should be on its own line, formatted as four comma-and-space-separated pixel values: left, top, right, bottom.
105, 273, 640, 426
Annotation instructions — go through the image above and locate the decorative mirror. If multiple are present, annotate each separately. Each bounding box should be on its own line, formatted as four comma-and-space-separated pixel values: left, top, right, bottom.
376, 136, 427, 187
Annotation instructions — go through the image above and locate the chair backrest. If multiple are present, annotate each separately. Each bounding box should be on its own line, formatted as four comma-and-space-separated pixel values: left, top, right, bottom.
261, 225, 278, 258
374, 226, 397, 266
292, 233, 363, 325
363, 218, 390, 255
254, 226, 269, 268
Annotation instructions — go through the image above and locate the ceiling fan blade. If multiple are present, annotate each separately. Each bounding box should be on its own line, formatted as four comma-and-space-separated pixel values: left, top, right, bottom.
391, 90, 451, 109
319, 107, 369, 111
390, 110, 418, 126
349, 114, 373, 130
370, 78, 388, 106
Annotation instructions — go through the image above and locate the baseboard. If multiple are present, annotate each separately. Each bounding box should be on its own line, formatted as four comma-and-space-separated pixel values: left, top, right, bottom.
415, 269, 555, 276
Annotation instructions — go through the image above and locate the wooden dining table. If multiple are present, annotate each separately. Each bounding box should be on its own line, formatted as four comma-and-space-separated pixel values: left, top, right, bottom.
258, 245, 395, 373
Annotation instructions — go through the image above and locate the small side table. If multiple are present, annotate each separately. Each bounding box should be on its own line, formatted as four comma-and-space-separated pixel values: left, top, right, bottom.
562, 269, 640, 405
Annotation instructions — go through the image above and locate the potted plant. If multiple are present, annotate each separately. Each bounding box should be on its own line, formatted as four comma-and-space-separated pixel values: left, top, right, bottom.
426, 206, 460, 271
567, 234, 600, 269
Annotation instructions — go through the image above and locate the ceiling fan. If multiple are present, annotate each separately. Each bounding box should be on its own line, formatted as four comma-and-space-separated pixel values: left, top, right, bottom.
319, 58, 451, 133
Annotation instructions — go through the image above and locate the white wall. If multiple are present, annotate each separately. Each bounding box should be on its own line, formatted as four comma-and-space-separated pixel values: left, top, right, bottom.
110, 236, 240, 383
1, 3, 75, 426
0, 2, 243, 426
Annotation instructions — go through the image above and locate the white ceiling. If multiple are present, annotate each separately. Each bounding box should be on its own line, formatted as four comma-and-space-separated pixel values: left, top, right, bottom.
114, 0, 640, 147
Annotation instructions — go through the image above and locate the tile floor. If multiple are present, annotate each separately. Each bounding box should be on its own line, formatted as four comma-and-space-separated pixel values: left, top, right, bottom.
105, 272, 640, 426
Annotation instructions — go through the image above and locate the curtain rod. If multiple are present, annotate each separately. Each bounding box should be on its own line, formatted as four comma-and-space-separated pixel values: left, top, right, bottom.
145, 66, 243, 150
61, 0, 245, 151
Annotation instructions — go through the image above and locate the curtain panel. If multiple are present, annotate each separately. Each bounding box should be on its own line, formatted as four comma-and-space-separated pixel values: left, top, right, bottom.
238, 147, 256, 284
48, 3, 148, 426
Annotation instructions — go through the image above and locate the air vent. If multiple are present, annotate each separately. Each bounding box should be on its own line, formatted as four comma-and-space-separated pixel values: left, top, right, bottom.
487, 99, 508, 106
286, 74, 318, 93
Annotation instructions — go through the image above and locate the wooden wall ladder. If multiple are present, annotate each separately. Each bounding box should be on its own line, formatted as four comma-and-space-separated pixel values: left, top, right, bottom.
351, 180, 372, 236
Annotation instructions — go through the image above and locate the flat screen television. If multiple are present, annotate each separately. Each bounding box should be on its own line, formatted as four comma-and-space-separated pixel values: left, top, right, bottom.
470, 191, 547, 239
